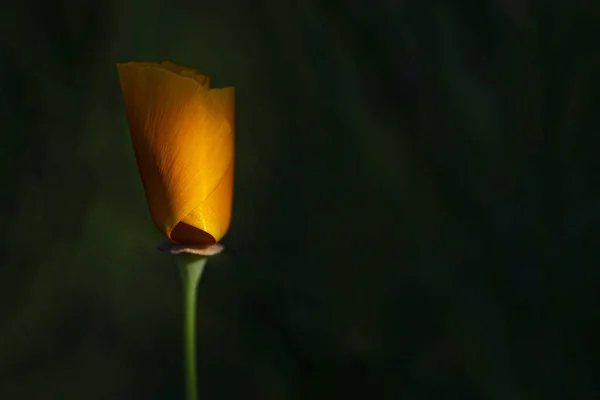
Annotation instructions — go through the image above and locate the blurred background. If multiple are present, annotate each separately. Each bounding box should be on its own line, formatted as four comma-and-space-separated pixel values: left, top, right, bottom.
1, 0, 599, 399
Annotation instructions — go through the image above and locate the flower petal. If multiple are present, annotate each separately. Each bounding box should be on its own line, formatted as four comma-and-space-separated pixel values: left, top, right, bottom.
117, 61, 235, 245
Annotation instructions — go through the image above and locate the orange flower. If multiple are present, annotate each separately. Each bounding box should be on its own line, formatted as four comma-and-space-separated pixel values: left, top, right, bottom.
117, 61, 235, 246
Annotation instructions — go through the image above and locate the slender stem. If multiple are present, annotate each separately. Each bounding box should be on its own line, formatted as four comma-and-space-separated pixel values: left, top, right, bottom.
174, 253, 208, 400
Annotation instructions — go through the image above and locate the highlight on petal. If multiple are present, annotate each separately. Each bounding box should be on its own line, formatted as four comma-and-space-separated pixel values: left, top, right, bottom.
117, 61, 235, 245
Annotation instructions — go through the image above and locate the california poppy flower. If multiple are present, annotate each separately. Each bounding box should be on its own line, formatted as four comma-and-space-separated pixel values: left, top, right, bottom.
117, 61, 235, 246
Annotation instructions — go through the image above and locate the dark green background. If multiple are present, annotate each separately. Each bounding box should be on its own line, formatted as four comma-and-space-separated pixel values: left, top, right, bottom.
1, 1, 599, 399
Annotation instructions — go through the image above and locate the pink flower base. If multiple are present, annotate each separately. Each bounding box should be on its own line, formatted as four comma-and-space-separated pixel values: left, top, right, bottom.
157, 241, 224, 256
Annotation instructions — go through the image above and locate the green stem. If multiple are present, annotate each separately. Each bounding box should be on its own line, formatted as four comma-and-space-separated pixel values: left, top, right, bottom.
174, 253, 208, 400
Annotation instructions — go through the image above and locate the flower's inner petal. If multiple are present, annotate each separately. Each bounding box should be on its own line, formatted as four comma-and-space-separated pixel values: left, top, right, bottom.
170, 222, 215, 246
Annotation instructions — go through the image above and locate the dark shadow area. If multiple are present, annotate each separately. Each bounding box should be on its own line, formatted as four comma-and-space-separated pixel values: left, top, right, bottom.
1, 0, 599, 399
